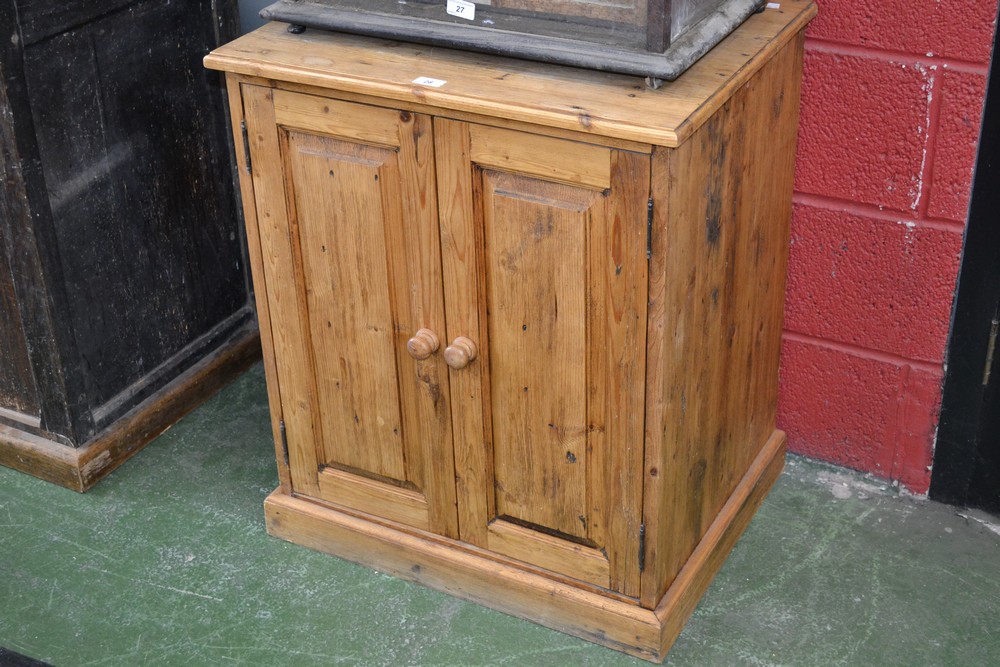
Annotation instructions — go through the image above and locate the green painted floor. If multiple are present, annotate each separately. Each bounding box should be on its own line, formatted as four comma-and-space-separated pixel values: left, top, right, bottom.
2, 364, 999, 666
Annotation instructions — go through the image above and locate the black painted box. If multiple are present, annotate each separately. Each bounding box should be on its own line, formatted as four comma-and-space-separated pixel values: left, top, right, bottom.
0, 0, 259, 490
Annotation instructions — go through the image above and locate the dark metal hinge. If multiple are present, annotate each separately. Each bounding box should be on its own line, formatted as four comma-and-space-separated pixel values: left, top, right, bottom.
638, 522, 647, 572
646, 198, 654, 261
240, 120, 252, 175
279, 419, 289, 466
984, 313, 999, 386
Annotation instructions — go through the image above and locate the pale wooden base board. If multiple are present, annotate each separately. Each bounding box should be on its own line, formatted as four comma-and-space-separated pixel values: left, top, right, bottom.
265, 430, 786, 662
0, 328, 261, 492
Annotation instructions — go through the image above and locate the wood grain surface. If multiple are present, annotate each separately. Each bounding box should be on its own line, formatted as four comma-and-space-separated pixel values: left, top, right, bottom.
640, 32, 804, 608
244, 88, 459, 536
435, 120, 649, 593
206, 2, 815, 147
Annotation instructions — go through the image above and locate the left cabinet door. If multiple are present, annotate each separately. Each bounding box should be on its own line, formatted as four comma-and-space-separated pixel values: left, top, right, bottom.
242, 86, 458, 538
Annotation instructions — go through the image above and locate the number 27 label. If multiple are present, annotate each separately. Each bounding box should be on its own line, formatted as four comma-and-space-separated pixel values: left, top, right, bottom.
446, 0, 476, 21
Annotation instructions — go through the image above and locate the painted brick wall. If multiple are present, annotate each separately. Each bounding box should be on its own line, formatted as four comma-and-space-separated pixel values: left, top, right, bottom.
778, 0, 997, 493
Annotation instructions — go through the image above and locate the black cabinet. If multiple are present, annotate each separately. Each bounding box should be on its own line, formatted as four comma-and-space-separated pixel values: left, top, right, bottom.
0, 0, 259, 490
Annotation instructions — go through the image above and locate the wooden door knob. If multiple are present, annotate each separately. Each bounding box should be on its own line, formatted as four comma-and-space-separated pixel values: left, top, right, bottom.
407, 328, 440, 360
444, 337, 478, 370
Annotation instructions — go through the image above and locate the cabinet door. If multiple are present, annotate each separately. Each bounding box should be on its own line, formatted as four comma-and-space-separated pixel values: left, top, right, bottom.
243, 87, 458, 537
435, 121, 649, 596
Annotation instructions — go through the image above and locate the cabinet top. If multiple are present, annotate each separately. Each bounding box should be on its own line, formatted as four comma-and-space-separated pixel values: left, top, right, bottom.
205, 1, 815, 148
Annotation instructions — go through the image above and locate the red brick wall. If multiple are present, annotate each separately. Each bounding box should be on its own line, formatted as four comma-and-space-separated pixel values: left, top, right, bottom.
778, 0, 997, 493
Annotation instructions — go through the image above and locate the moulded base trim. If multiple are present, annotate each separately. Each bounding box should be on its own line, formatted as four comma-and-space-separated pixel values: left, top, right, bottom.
0, 326, 261, 492
264, 430, 787, 662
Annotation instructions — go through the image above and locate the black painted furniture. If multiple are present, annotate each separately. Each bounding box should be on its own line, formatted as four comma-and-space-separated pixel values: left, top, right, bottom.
0, 0, 259, 490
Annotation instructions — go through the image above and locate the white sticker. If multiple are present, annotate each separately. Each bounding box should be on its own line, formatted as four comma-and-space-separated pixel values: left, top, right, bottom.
447, 0, 476, 20
412, 76, 447, 88
766, 2, 780, 8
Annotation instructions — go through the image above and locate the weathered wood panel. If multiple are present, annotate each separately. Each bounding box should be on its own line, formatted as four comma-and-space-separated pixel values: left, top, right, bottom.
290, 133, 409, 481
484, 171, 593, 540
0, 0, 78, 439
18, 0, 246, 436
13, 0, 136, 45
0, 0, 253, 491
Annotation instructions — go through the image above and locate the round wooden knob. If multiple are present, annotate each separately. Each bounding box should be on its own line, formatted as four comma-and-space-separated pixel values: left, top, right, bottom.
444, 337, 478, 370
406, 328, 440, 360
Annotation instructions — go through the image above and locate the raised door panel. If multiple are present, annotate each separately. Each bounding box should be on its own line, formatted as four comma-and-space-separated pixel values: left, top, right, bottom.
243, 87, 457, 537
436, 121, 649, 596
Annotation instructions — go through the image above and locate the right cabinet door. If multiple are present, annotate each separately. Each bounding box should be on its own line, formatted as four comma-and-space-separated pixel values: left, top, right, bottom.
435, 120, 650, 596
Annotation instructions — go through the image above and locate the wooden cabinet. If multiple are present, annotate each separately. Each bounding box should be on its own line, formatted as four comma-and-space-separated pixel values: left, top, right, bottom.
244, 90, 649, 588
0, 0, 258, 492
208, 1, 814, 660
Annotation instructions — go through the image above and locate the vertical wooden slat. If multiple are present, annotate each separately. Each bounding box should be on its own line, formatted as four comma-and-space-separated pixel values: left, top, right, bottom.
646, 0, 672, 53
604, 149, 650, 597
242, 84, 321, 497
435, 117, 492, 547
586, 189, 610, 555
396, 111, 460, 538
0, 234, 38, 417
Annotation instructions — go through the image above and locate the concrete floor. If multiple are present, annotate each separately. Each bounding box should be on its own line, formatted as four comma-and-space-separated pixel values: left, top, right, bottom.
1, 364, 999, 666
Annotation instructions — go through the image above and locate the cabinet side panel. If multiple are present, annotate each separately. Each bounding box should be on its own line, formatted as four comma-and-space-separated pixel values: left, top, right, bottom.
0, 0, 78, 440
641, 34, 803, 607
225, 77, 291, 493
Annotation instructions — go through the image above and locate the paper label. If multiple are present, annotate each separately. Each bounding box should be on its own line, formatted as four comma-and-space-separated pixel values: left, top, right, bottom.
447, 0, 476, 20
412, 76, 447, 88
766, 2, 780, 8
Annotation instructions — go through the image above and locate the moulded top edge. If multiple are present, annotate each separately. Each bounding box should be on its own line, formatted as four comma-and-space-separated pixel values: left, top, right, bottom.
205, 1, 816, 148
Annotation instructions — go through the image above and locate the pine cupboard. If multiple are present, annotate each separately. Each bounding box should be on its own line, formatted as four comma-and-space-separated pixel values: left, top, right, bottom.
206, 2, 814, 660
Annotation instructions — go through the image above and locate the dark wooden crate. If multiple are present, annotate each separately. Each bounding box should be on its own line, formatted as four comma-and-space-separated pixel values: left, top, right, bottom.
0, 0, 260, 491
260, 0, 764, 80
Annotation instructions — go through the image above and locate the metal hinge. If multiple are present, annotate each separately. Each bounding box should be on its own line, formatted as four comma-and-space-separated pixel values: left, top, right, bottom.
279, 419, 289, 466
983, 314, 999, 386
240, 120, 252, 174
638, 522, 647, 572
646, 198, 654, 261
